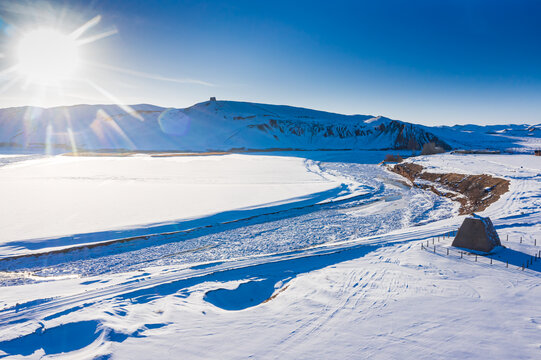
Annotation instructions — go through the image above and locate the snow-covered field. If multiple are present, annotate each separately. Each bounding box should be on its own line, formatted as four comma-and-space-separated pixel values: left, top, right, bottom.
0, 152, 539, 359
0, 154, 366, 257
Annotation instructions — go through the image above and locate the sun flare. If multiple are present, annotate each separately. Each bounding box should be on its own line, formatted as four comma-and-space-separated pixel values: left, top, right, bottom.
17, 28, 80, 85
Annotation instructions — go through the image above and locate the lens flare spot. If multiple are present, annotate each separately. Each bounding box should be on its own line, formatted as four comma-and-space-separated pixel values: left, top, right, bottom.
158, 109, 191, 136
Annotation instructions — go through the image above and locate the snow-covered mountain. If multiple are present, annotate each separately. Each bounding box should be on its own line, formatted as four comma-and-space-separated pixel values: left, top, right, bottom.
0, 99, 538, 153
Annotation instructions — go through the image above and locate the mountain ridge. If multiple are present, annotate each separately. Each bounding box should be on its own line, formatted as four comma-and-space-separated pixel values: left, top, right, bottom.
0, 99, 538, 153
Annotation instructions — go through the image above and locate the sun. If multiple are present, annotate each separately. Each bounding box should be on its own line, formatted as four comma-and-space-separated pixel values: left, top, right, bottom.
17, 28, 80, 85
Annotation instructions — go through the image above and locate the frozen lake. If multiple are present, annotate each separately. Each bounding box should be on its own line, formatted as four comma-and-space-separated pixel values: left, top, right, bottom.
0, 154, 367, 256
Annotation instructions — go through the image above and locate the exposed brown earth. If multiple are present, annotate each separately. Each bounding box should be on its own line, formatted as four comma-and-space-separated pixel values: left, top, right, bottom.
391, 162, 510, 215
262, 285, 290, 304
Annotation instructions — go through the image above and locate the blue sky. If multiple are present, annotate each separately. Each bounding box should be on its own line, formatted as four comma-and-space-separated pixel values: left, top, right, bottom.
0, 0, 540, 125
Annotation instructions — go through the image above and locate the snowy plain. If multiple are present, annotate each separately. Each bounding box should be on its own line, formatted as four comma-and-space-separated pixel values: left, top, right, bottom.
0, 154, 366, 257
0, 151, 539, 359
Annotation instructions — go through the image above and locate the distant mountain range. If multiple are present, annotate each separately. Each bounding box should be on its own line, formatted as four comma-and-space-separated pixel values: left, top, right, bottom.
0, 99, 539, 153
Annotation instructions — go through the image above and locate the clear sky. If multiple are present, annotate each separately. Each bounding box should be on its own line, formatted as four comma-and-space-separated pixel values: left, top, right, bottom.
0, 0, 539, 125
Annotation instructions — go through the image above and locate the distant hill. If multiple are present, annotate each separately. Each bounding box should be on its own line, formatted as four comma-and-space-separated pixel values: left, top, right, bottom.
0, 99, 538, 153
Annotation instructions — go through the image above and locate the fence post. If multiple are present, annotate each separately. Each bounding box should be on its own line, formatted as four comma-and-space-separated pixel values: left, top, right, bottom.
506, 261, 508, 268
460, 252, 463, 259
520, 236, 522, 243
433, 245, 436, 253
535, 239, 537, 246
506, 234, 508, 242
447, 248, 449, 255
490, 258, 493, 265
475, 255, 477, 262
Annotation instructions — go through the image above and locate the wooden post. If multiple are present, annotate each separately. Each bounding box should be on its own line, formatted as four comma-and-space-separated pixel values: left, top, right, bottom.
490, 258, 493, 265
433, 246, 436, 253
506, 261, 508, 268
535, 239, 537, 246
520, 236, 522, 243
475, 255, 477, 262
447, 248, 449, 255
506, 234, 508, 242
460, 252, 463, 259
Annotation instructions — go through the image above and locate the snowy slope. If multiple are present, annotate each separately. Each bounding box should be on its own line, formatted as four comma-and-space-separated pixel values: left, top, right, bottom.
422, 123, 541, 152
0, 100, 453, 152
1, 99, 539, 153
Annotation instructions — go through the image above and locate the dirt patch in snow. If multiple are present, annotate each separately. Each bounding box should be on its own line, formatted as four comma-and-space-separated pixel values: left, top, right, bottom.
390, 162, 510, 215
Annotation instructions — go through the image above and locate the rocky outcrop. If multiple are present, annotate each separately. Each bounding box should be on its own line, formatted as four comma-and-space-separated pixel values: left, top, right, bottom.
391, 163, 510, 214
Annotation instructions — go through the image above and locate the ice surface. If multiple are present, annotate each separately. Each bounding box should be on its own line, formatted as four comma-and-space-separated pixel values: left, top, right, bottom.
0, 154, 363, 256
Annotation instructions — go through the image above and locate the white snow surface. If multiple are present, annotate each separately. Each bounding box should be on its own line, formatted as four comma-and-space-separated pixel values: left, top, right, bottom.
0, 154, 367, 257
0, 152, 540, 359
